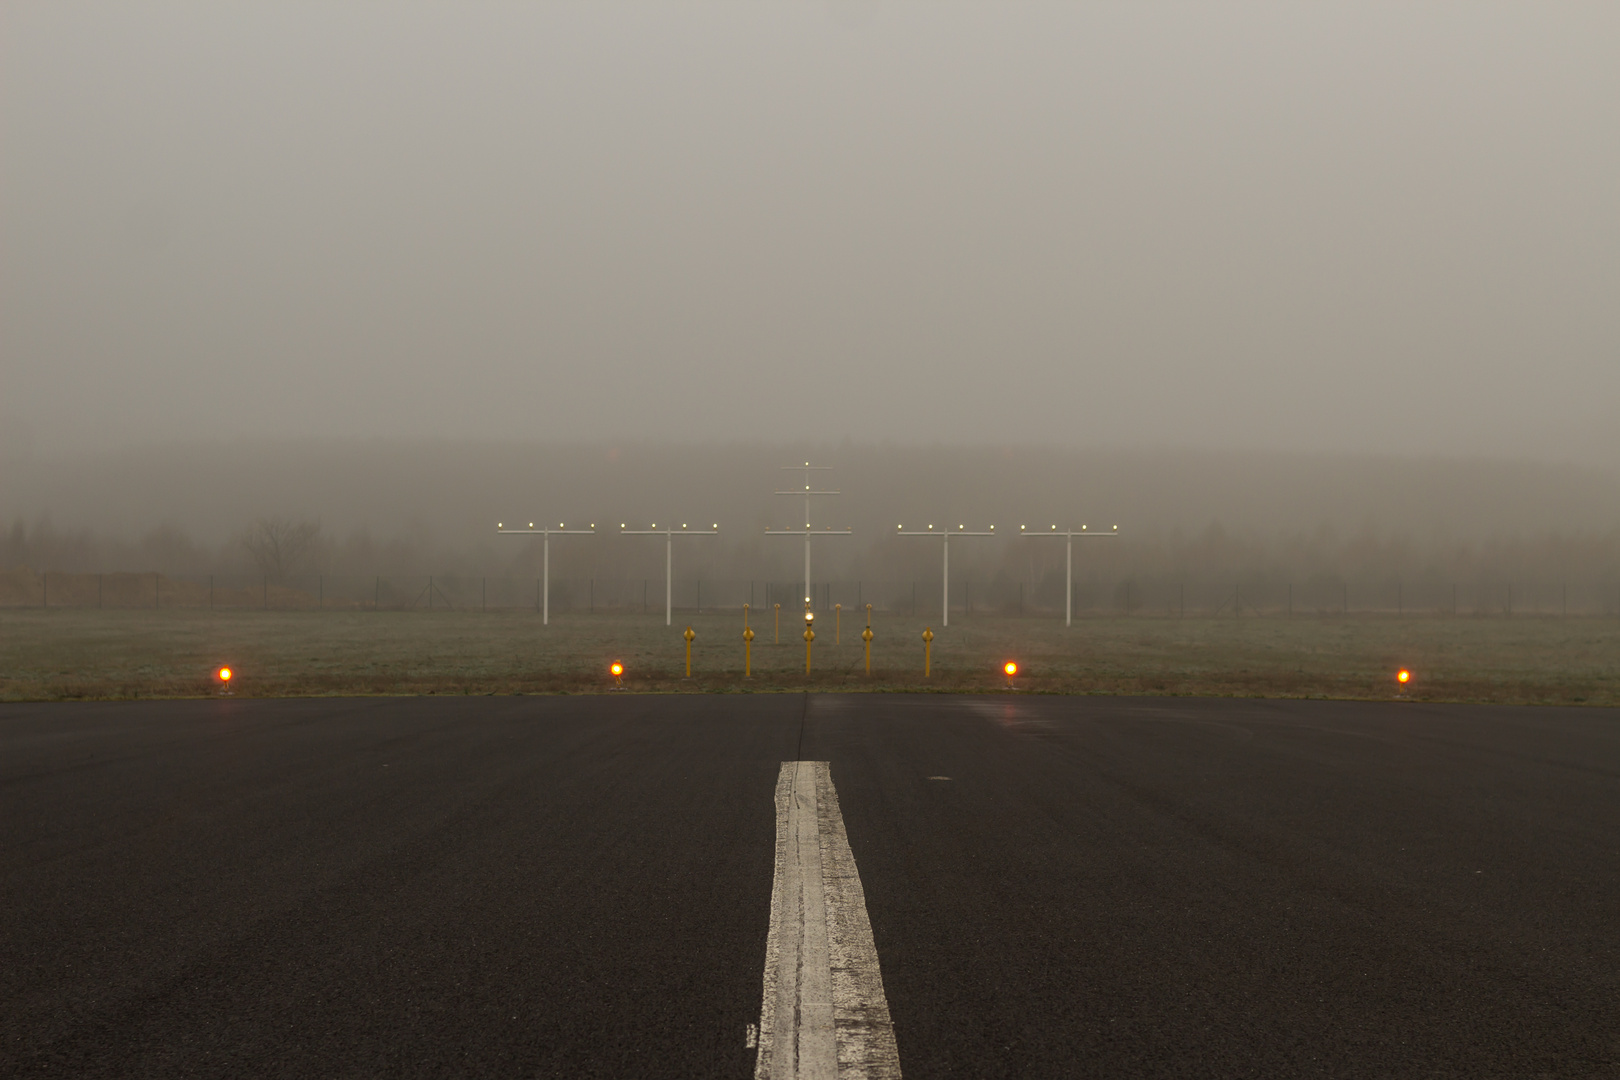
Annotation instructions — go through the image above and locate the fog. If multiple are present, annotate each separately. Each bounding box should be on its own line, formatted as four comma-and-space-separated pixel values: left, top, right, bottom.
3, 441, 1618, 594
2, 6, 1618, 589
4, 3, 1617, 461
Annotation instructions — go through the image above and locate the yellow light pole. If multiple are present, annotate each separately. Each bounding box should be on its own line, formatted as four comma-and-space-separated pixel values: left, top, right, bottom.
922, 627, 934, 677
743, 604, 754, 677
861, 603, 874, 675
834, 603, 842, 645
774, 603, 780, 644
804, 609, 815, 674
683, 625, 696, 678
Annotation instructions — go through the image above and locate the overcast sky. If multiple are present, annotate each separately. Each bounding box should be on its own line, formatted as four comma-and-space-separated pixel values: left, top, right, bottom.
3, 2, 1616, 463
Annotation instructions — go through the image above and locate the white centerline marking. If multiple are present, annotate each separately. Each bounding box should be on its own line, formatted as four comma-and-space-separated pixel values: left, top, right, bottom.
756, 761, 901, 1080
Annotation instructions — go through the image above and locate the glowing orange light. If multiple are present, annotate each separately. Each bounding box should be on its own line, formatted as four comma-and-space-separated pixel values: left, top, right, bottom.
610, 662, 624, 677
1397, 669, 1411, 684
1003, 661, 1018, 677
217, 666, 232, 683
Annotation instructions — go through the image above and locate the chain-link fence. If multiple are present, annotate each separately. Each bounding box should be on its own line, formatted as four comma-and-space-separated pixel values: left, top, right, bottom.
5, 569, 1620, 617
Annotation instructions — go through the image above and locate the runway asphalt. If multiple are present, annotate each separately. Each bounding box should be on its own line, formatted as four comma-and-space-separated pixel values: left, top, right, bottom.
3, 693, 1616, 1077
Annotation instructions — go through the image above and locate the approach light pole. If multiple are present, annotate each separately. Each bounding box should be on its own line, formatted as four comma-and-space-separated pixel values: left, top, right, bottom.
497, 522, 596, 625
895, 524, 999, 627
620, 522, 719, 626
1021, 524, 1119, 626
767, 462, 851, 618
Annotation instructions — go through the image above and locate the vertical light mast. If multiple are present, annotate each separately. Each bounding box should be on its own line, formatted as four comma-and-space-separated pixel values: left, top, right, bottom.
767, 462, 851, 613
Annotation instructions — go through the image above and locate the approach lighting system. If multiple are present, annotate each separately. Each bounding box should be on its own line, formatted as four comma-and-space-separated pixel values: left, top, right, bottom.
610, 661, 624, 689
620, 522, 719, 626
896, 523, 1000, 626
768, 462, 851, 620
1022, 523, 1120, 626
1397, 669, 1411, 684
217, 666, 232, 684
497, 520, 597, 625
1004, 661, 1018, 677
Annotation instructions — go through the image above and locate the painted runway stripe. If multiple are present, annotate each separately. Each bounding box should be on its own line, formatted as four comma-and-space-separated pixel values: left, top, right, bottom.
756, 761, 901, 1080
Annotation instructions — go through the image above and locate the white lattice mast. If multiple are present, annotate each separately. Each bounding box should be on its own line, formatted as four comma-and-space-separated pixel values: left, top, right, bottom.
895, 523, 999, 627
767, 462, 851, 612
620, 522, 719, 626
1021, 523, 1118, 626
497, 521, 596, 625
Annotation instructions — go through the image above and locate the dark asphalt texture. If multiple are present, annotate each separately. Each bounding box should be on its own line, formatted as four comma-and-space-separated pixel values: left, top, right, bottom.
3, 694, 1617, 1078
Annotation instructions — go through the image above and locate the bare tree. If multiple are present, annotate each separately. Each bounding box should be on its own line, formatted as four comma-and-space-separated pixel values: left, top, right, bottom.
241, 517, 321, 583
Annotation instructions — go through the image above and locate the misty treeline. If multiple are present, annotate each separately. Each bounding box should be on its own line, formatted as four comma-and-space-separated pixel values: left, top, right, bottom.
5, 515, 1619, 590
3, 441, 1620, 586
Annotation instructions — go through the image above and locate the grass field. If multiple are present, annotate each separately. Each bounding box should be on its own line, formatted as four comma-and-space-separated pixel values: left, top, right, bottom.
2, 608, 1617, 705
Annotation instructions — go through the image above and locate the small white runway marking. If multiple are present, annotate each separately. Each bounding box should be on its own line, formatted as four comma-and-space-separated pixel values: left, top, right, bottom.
756, 762, 901, 1080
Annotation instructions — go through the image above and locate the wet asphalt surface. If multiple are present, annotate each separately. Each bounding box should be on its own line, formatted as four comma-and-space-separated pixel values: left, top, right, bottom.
3, 694, 1617, 1078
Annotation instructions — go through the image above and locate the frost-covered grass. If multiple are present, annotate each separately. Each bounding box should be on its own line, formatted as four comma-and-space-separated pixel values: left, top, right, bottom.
2, 608, 1617, 705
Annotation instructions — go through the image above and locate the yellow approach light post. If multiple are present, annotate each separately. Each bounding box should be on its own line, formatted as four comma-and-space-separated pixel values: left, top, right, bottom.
862, 604, 874, 675
922, 627, 934, 677
774, 603, 781, 644
1020, 524, 1119, 627
804, 608, 815, 674
835, 603, 842, 645
497, 522, 596, 626
767, 462, 851, 623
743, 604, 755, 677
621, 522, 719, 626
896, 524, 1000, 627
684, 625, 696, 678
